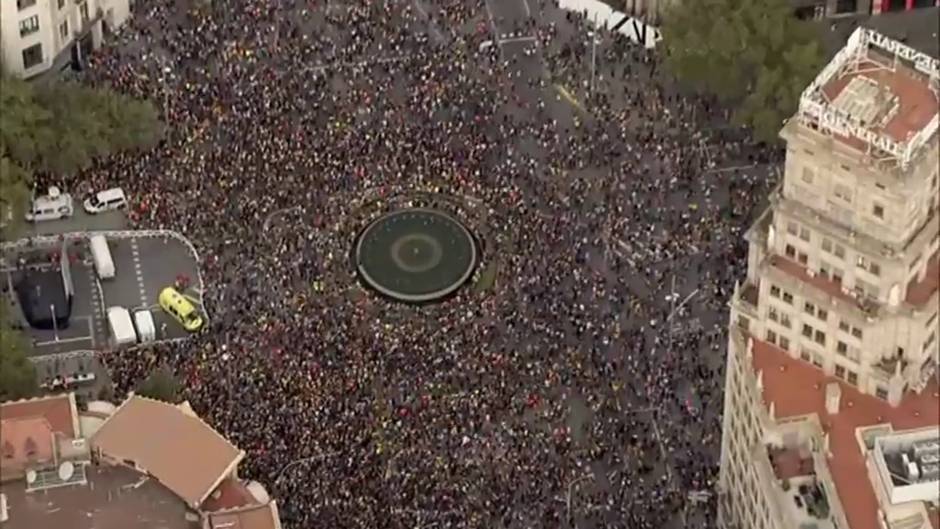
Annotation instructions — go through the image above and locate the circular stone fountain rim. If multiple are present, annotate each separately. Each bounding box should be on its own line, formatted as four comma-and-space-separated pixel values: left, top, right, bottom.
355, 208, 479, 302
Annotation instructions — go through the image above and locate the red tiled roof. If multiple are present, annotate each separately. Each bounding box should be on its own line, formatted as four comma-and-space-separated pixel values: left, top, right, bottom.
0, 394, 77, 438
821, 55, 938, 145
906, 249, 939, 306
202, 478, 257, 512
750, 338, 940, 529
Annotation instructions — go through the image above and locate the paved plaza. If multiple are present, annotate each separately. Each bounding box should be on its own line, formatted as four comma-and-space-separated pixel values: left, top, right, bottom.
40, 0, 791, 527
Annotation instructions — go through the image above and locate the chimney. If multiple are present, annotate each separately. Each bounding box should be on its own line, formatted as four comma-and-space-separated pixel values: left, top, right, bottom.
825, 382, 842, 415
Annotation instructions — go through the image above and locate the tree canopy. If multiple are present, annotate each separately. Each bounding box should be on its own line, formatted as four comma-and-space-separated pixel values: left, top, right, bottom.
660, 0, 824, 143
0, 304, 38, 401
135, 365, 182, 403
0, 74, 162, 233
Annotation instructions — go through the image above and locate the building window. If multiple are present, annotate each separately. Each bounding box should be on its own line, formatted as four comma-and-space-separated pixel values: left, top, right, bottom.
834, 183, 853, 203
59, 20, 69, 39
785, 244, 796, 258
782, 292, 793, 305
847, 371, 858, 386
798, 252, 808, 265
812, 352, 824, 368
802, 324, 813, 338
870, 263, 881, 276
800, 349, 811, 362
17, 0, 37, 9
839, 320, 849, 332
787, 222, 798, 235
768, 306, 779, 322
770, 285, 781, 298
21, 43, 42, 70
738, 316, 750, 331
851, 326, 863, 339
19, 15, 40, 37
804, 302, 816, 316
766, 330, 777, 344
876, 386, 889, 400
80, 1, 90, 22
814, 330, 826, 346
855, 279, 879, 299
58, 0, 65, 8
802, 168, 814, 183
834, 244, 845, 259
822, 238, 832, 253
836, 341, 848, 355
780, 313, 792, 329
832, 267, 843, 284
799, 227, 811, 242
835, 364, 846, 379
873, 203, 885, 219
779, 336, 790, 351
817, 308, 827, 322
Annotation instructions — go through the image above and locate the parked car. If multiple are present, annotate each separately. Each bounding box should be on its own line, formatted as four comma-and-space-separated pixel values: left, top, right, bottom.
83, 187, 127, 214
25, 187, 73, 222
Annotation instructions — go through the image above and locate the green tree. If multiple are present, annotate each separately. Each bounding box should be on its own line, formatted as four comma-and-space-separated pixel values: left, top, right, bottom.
660, 0, 824, 142
0, 304, 38, 401
135, 365, 182, 403
0, 74, 162, 234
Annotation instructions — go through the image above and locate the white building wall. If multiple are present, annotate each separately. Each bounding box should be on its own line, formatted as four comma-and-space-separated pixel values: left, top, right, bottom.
1, 0, 130, 78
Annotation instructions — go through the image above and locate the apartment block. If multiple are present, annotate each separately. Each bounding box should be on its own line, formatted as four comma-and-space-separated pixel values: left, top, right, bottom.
719, 27, 940, 529
0, 0, 130, 78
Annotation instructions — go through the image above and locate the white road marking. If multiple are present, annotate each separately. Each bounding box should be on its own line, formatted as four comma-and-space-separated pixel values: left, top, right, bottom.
483, 0, 499, 37
130, 238, 148, 306
498, 35, 537, 46
35, 336, 94, 347
412, 0, 446, 43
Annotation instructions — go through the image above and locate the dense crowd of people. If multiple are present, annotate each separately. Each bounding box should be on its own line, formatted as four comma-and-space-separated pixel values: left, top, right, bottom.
56, 0, 780, 527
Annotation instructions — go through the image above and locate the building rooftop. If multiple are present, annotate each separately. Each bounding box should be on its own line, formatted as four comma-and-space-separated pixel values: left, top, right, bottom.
750, 337, 940, 529
90, 395, 245, 509
0, 393, 78, 439
798, 28, 939, 168
0, 464, 195, 529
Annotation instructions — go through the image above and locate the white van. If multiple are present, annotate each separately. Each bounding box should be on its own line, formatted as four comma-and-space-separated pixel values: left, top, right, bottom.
25, 187, 74, 222
133, 309, 156, 343
83, 188, 127, 214
107, 307, 137, 347
88, 235, 115, 279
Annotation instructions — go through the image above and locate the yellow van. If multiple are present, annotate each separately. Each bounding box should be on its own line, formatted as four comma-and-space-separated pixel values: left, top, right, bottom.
158, 287, 204, 332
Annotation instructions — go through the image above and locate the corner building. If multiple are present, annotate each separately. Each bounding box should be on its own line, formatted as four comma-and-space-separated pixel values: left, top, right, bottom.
718, 28, 940, 529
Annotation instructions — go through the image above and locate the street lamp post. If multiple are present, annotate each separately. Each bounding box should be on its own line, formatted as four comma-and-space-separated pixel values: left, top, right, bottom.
273, 451, 341, 483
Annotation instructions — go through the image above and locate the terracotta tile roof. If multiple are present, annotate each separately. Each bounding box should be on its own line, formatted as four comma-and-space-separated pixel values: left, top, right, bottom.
0, 418, 55, 471
821, 54, 938, 146
207, 501, 281, 529
906, 249, 939, 306
90, 395, 245, 508
750, 338, 940, 529
0, 393, 78, 438
202, 478, 257, 511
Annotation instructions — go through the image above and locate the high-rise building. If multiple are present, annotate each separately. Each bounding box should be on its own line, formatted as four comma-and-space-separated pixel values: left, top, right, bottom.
718, 27, 940, 529
0, 0, 130, 78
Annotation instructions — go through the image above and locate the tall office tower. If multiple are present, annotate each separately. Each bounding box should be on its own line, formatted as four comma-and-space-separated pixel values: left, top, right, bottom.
718, 28, 940, 529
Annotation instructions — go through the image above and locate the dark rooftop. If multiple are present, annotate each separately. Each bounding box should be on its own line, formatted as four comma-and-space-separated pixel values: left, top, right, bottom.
0, 465, 196, 529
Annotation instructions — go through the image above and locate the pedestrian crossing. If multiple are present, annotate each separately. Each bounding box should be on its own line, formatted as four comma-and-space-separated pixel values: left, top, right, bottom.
130, 238, 148, 307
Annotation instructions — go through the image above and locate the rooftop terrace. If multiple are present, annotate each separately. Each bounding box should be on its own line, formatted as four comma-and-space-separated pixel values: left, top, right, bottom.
748, 336, 940, 529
